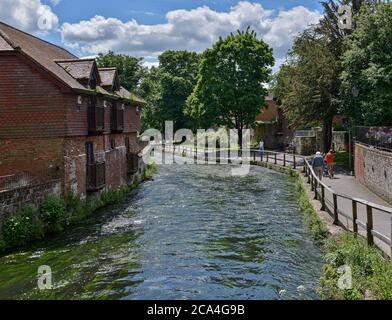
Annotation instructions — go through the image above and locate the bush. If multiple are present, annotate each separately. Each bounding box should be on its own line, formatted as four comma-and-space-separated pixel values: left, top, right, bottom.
40, 196, 67, 233
1, 205, 44, 248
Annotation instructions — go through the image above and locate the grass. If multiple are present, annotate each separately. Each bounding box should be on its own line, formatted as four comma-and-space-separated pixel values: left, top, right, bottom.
319, 233, 392, 300
296, 179, 330, 244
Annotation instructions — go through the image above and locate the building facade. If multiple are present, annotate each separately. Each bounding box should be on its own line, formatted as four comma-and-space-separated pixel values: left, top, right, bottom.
0, 22, 146, 198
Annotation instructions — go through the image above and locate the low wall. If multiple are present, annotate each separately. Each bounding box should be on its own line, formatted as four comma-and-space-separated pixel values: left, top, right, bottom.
0, 180, 61, 226
355, 143, 392, 204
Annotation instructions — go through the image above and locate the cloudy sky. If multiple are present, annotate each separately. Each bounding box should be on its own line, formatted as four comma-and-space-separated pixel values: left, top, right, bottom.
0, 0, 323, 70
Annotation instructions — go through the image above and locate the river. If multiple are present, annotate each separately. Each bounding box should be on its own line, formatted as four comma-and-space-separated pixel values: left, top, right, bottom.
0, 163, 323, 300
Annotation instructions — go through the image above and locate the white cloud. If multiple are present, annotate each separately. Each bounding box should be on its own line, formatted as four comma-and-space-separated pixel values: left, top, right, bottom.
61, 1, 322, 66
50, 0, 62, 6
0, 0, 59, 33
142, 60, 159, 69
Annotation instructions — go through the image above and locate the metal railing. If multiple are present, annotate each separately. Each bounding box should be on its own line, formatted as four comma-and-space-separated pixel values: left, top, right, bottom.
356, 126, 392, 152
154, 142, 392, 258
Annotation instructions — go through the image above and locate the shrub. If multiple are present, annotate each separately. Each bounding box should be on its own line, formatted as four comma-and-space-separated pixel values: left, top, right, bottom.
1, 205, 44, 248
40, 196, 67, 233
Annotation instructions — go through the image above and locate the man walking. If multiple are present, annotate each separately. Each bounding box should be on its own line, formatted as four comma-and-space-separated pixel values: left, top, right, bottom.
312, 151, 325, 180
325, 150, 334, 179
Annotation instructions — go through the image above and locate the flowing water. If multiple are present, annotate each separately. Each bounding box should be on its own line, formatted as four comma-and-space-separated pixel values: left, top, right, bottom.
0, 164, 323, 300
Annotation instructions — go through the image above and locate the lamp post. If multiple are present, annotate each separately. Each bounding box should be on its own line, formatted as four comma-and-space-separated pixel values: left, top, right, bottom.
350, 86, 360, 176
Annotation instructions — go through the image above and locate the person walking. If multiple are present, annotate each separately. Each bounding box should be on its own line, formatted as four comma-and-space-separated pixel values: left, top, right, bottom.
312, 151, 325, 180
259, 139, 264, 155
325, 150, 334, 179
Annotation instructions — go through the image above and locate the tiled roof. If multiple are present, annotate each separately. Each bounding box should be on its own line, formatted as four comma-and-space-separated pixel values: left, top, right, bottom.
0, 22, 88, 92
98, 68, 117, 87
0, 21, 144, 103
116, 87, 146, 104
56, 59, 95, 80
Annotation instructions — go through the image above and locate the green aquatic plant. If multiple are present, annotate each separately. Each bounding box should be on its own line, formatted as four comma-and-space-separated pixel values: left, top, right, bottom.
143, 162, 158, 181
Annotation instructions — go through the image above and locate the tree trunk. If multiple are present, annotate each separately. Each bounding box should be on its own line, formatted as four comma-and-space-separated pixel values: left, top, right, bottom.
238, 126, 243, 150
322, 117, 333, 153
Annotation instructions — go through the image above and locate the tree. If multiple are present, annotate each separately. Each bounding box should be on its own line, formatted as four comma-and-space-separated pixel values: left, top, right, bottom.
340, 3, 392, 125
96, 51, 145, 92
138, 51, 200, 131
274, 29, 340, 152
186, 29, 274, 146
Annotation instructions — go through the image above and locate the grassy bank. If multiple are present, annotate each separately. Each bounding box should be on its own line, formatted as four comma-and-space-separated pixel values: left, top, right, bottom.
319, 233, 392, 300
0, 163, 158, 254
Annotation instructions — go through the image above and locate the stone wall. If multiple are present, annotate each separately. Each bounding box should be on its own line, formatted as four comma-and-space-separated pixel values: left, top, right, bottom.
0, 180, 61, 226
294, 129, 347, 155
355, 143, 392, 204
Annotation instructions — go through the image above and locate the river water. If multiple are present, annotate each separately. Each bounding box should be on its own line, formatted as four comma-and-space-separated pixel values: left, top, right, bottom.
0, 163, 323, 300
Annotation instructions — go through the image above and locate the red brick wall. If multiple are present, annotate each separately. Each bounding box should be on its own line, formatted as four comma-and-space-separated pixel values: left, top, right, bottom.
64, 93, 88, 136
125, 104, 141, 133
0, 54, 67, 138
256, 100, 279, 122
0, 137, 64, 180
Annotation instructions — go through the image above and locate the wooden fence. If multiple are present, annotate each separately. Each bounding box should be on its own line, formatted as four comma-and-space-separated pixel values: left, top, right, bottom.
153, 143, 392, 259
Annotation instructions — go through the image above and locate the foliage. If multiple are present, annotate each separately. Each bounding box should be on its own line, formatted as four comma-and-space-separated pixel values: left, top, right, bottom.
319, 232, 392, 300
273, 29, 340, 153
296, 180, 329, 243
143, 162, 159, 181
139, 51, 200, 131
40, 196, 67, 233
340, 3, 392, 125
1, 206, 44, 248
96, 51, 145, 92
186, 29, 274, 145
333, 151, 351, 171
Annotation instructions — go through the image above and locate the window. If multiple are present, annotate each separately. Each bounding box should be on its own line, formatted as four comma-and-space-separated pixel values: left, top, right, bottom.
110, 137, 116, 150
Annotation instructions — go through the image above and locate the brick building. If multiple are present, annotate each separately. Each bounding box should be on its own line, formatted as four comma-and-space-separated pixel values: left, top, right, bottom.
0, 22, 146, 197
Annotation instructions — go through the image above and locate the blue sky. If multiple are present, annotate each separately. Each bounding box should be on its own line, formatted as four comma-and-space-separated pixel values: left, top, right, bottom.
1, 0, 324, 69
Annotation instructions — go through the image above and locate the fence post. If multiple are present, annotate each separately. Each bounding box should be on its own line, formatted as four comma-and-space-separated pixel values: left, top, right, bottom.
261, 152, 263, 162
390, 214, 392, 260
266, 152, 269, 163
283, 153, 286, 167
352, 200, 358, 235
366, 205, 374, 246
293, 155, 297, 170
314, 179, 318, 200
307, 167, 311, 184
333, 193, 339, 225
311, 175, 314, 191
321, 185, 326, 211
253, 151, 255, 161
274, 153, 277, 165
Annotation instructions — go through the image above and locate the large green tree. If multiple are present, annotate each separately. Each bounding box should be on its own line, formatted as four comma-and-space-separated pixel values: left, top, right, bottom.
274, 29, 340, 152
340, 3, 392, 125
186, 29, 274, 146
96, 51, 145, 92
138, 50, 200, 131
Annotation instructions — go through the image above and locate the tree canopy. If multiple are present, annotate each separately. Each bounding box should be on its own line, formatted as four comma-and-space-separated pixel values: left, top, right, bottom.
186, 29, 274, 144
96, 51, 145, 92
138, 50, 200, 131
340, 3, 392, 125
